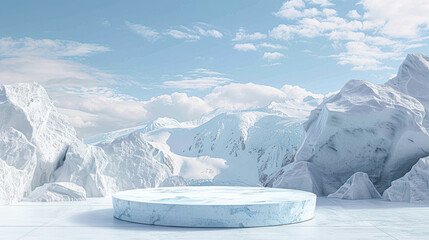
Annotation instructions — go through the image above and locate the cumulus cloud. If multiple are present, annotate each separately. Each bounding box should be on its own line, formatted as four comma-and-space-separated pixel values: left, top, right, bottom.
143, 92, 212, 121
360, 0, 429, 38
270, 0, 428, 70
52, 89, 212, 137
205, 83, 287, 110
263, 52, 284, 60
274, 0, 323, 19
233, 28, 267, 41
269, 24, 294, 41
233, 43, 257, 52
125, 22, 161, 42
0, 37, 109, 57
204, 82, 322, 111
309, 0, 332, 7
347, 10, 361, 19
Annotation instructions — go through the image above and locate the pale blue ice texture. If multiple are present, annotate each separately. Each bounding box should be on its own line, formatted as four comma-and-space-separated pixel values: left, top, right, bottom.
112, 186, 316, 227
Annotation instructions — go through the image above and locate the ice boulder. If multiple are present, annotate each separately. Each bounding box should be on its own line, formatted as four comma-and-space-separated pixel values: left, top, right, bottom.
0, 128, 37, 204
386, 53, 429, 128
328, 172, 381, 200
295, 80, 429, 195
0, 82, 78, 190
52, 141, 114, 197
383, 156, 429, 203
54, 132, 177, 196
25, 182, 86, 202
271, 161, 324, 196
160, 176, 188, 187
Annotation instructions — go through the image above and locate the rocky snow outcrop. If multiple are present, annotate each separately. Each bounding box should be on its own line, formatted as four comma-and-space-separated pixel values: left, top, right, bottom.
293, 80, 429, 195
386, 53, 429, 128
383, 156, 429, 203
25, 182, 86, 202
0, 82, 77, 203
328, 172, 381, 200
272, 161, 324, 196
160, 176, 188, 187
53, 132, 177, 197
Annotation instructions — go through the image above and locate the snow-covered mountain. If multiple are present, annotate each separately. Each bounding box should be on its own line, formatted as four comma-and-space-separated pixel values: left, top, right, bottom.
386, 53, 429, 128
167, 111, 305, 186
2, 53, 429, 204
0, 82, 77, 203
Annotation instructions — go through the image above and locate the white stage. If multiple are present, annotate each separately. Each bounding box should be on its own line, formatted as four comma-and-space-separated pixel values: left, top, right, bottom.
2, 197, 429, 239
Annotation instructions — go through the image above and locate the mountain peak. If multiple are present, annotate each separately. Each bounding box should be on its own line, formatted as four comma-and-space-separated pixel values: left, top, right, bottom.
386, 52, 429, 127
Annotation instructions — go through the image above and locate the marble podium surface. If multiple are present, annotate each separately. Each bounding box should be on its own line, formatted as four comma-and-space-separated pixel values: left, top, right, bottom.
112, 186, 316, 227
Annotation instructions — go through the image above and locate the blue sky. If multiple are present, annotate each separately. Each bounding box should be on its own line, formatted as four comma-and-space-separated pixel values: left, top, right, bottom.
1, 0, 429, 137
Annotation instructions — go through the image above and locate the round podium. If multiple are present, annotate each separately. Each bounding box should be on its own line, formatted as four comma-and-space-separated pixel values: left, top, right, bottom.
112, 186, 316, 228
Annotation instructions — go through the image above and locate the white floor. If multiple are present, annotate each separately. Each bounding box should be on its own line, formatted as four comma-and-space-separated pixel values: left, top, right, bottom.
1, 197, 429, 240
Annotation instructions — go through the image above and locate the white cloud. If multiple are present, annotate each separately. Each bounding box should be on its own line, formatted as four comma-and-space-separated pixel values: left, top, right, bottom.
0, 57, 115, 87
164, 29, 200, 40
328, 31, 365, 41
126, 22, 223, 42
52, 86, 214, 137
163, 77, 231, 90
332, 41, 395, 70
309, 0, 333, 7
194, 26, 223, 39
269, 24, 294, 40
332, 40, 425, 70
271, 1, 428, 71
162, 68, 231, 90
125, 21, 161, 42
101, 20, 111, 26
258, 43, 287, 49
360, 0, 429, 38
205, 83, 287, 110
204, 82, 322, 111
233, 28, 267, 41
263, 52, 285, 60
274, 0, 328, 19
347, 10, 361, 19
280, 84, 323, 99
143, 93, 212, 121
0, 37, 109, 57
233, 43, 257, 52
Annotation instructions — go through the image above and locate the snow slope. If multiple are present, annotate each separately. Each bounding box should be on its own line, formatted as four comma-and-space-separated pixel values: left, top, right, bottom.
293, 80, 429, 195
167, 111, 306, 186
85, 117, 183, 145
